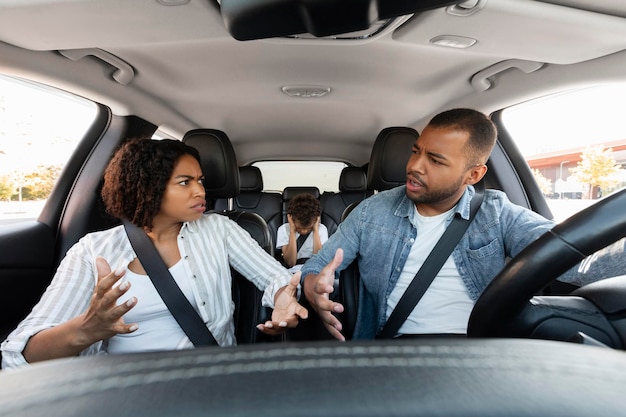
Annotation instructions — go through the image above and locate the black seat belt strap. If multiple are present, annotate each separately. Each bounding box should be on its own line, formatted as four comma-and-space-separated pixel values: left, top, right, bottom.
123, 220, 218, 347
378, 182, 485, 339
296, 232, 309, 252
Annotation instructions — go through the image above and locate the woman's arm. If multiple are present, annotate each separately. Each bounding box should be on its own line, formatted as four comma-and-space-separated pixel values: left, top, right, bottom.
23, 257, 138, 364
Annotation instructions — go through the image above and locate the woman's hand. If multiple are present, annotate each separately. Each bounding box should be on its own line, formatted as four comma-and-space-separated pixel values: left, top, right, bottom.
257, 272, 308, 335
23, 257, 138, 363
77, 257, 139, 345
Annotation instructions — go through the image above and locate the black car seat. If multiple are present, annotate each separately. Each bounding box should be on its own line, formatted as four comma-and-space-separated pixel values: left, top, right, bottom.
182, 129, 278, 344
320, 166, 370, 236
214, 166, 283, 256
339, 126, 418, 339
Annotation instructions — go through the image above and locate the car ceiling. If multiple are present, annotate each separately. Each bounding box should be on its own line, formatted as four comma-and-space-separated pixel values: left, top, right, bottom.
0, 0, 625, 166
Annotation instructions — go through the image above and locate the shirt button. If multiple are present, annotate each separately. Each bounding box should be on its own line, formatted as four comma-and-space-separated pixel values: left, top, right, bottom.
410, 238, 415, 243
193, 275, 197, 279
202, 301, 206, 306
396, 267, 401, 272
184, 255, 189, 260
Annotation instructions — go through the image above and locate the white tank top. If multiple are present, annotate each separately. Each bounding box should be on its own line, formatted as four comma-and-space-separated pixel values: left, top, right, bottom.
106, 259, 198, 354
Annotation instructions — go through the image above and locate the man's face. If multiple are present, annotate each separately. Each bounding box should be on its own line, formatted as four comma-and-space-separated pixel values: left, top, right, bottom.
405, 125, 478, 215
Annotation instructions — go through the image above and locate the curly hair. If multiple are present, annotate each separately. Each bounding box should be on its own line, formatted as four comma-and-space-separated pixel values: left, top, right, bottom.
101, 138, 201, 229
287, 193, 321, 226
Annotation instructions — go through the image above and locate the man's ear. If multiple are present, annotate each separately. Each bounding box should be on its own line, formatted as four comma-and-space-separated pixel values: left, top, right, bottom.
466, 164, 488, 185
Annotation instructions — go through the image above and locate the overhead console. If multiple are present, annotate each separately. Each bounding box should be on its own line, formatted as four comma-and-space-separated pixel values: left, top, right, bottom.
219, 0, 458, 40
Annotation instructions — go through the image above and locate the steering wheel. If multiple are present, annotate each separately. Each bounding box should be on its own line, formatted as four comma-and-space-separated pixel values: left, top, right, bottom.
468, 187, 626, 338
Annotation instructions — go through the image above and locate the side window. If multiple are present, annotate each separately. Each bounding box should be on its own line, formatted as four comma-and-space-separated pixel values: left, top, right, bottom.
501, 84, 626, 222
0, 75, 97, 226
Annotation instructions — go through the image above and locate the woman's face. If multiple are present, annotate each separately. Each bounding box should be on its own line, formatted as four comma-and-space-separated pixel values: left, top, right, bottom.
154, 154, 206, 225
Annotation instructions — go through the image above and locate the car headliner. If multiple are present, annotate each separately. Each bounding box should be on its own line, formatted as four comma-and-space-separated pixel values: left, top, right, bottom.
0, 0, 625, 167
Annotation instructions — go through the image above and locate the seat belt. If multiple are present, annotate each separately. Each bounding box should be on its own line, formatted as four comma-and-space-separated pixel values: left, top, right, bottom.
377, 181, 485, 339
295, 232, 310, 264
123, 220, 219, 347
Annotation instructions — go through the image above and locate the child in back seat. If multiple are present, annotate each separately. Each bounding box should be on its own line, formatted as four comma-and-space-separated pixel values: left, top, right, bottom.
276, 193, 328, 273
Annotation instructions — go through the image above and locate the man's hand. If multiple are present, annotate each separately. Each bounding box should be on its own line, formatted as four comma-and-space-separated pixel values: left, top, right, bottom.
302, 248, 345, 341
257, 272, 308, 335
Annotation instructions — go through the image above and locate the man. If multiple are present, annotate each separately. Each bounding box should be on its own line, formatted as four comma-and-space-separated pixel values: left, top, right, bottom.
299, 108, 619, 341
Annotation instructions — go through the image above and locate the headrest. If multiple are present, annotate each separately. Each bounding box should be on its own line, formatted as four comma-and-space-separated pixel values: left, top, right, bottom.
239, 166, 263, 192
367, 126, 418, 191
282, 186, 320, 201
182, 129, 239, 199
339, 166, 367, 193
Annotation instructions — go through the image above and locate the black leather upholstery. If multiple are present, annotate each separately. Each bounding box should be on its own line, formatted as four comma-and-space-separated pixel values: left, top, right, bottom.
215, 166, 282, 253
182, 130, 276, 344
320, 166, 370, 235
367, 126, 418, 191
183, 129, 240, 200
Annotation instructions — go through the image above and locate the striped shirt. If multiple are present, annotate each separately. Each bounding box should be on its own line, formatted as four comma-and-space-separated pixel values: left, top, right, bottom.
1, 213, 292, 368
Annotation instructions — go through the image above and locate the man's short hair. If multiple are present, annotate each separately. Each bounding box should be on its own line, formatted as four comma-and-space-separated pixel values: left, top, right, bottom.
428, 108, 497, 166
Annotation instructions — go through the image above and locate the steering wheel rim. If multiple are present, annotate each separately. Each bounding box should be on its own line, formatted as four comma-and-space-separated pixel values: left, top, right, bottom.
468, 188, 626, 337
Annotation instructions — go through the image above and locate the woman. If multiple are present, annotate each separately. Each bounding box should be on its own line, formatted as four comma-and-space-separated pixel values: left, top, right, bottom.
1, 138, 306, 368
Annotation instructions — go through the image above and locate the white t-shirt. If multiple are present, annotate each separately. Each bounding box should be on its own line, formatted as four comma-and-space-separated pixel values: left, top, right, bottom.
386, 206, 473, 335
107, 260, 196, 354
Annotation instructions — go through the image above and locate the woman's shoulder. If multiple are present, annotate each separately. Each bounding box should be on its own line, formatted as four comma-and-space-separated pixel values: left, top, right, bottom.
64, 223, 128, 258
79, 223, 126, 244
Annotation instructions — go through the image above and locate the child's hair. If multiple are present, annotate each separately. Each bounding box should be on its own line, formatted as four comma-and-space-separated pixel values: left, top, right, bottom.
287, 193, 321, 226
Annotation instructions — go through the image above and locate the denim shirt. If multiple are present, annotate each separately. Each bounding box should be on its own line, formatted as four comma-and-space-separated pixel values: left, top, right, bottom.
300, 185, 622, 339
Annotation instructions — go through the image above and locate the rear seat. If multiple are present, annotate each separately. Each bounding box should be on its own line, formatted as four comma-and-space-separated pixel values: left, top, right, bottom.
214, 166, 282, 253
320, 166, 370, 236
